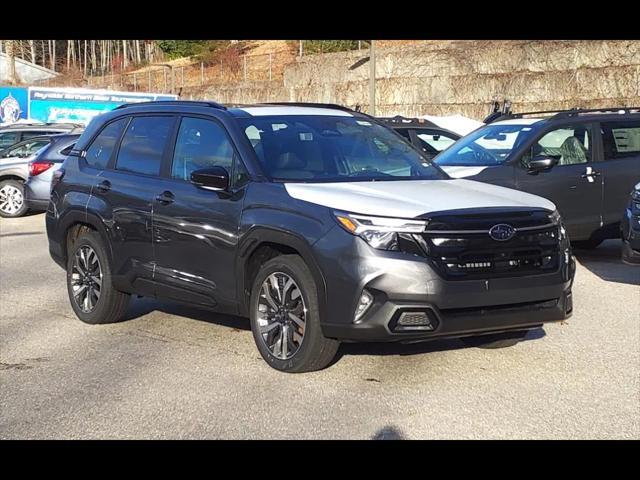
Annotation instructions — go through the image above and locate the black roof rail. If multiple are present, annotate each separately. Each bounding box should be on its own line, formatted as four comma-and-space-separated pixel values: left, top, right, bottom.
487, 106, 640, 124
376, 115, 440, 129
259, 102, 372, 117
114, 100, 226, 110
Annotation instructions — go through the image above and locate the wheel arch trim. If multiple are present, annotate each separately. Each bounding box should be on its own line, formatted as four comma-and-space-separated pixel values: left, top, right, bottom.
236, 226, 328, 318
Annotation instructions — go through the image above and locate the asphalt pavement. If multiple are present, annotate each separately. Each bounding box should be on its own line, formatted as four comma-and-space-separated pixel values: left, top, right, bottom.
1, 213, 638, 439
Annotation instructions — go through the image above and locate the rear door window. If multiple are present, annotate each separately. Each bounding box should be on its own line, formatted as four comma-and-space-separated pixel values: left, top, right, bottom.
116, 116, 174, 176
0, 132, 19, 148
6, 139, 50, 158
85, 118, 129, 169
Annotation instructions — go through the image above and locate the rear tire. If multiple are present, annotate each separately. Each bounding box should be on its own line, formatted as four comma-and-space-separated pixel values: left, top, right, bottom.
250, 254, 339, 373
0, 179, 28, 218
66, 228, 130, 324
462, 330, 529, 349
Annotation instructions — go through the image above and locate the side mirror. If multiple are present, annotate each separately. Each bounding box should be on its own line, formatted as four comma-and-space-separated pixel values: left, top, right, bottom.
190, 166, 229, 191
528, 155, 559, 173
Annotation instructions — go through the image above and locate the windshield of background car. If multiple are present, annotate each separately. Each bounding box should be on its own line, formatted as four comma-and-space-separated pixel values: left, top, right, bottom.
239, 115, 448, 182
433, 123, 540, 166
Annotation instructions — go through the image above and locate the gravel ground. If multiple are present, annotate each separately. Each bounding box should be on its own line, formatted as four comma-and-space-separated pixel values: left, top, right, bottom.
1, 213, 638, 439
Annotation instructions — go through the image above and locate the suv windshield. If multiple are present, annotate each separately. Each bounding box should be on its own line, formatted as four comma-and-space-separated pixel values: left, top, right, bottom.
239, 115, 447, 182
434, 123, 540, 166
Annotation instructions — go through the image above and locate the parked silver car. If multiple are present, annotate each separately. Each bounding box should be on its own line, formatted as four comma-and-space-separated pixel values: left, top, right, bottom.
24, 134, 80, 212
0, 136, 53, 217
0, 122, 83, 149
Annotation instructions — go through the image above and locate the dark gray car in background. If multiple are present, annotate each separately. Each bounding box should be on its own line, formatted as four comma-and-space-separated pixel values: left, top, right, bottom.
433, 108, 640, 249
24, 134, 81, 212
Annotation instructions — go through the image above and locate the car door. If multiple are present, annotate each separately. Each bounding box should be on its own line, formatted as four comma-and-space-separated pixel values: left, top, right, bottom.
151, 115, 248, 309
89, 115, 176, 291
598, 119, 640, 229
514, 122, 602, 240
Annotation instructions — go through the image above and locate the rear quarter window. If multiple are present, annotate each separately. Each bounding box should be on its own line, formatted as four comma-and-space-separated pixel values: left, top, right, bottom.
602, 121, 640, 158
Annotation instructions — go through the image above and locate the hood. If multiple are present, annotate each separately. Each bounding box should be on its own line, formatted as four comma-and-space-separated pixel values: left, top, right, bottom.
284, 179, 556, 218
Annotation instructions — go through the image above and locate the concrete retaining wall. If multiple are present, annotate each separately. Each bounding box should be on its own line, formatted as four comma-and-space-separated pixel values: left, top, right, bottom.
186, 40, 640, 120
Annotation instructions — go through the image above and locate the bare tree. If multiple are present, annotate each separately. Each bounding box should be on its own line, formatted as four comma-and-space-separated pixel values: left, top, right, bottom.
6, 40, 17, 84
51, 40, 56, 71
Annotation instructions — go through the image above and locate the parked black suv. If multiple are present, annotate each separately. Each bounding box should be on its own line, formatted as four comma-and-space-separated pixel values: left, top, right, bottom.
46, 101, 575, 372
432, 107, 640, 249
378, 116, 461, 160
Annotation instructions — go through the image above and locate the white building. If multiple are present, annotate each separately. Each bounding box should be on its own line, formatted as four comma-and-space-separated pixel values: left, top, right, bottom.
0, 52, 58, 84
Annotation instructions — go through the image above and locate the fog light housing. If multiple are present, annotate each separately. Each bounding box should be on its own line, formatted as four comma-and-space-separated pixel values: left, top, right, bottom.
354, 289, 374, 321
394, 311, 437, 332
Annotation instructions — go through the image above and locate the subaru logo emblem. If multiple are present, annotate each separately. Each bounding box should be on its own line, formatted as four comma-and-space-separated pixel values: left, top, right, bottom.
489, 224, 515, 241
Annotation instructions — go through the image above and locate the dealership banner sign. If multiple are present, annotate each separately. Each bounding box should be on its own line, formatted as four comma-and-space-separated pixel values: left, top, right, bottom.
0, 87, 29, 124
27, 87, 177, 125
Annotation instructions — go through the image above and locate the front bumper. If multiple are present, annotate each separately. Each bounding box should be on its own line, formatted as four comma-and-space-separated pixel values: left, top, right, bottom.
314, 226, 575, 342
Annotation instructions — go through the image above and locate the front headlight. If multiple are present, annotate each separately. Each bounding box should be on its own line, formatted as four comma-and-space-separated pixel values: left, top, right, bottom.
333, 211, 427, 250
548, 210, 567, 241
549, 209, 561, 225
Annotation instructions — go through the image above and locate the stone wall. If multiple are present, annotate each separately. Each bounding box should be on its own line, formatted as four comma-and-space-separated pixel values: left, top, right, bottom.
186, 40, 640, 120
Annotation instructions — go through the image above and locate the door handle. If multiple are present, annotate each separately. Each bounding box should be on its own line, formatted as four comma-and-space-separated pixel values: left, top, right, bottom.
95, 180, 111, 192
155, 191, 175, 205
581, 166, 601, 180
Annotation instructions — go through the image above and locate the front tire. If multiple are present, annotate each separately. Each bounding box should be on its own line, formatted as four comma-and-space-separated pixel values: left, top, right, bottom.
66, 228, 130, 324
462, 330, 529, 349
250, 255, 339, 373
0, 179, 28, 218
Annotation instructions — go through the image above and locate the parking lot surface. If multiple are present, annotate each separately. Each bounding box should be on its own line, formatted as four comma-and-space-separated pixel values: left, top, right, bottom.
1, 213, 639, 439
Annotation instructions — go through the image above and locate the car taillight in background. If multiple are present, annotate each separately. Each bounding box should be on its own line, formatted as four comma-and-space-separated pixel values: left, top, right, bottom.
29, 161, 55, 176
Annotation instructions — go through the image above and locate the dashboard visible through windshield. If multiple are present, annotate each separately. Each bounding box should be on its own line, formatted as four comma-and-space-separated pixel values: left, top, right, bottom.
239, 115, 447, 182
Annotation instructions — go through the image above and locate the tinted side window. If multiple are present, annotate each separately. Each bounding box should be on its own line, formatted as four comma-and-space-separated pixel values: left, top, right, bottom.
0, 132, 19, 148
60, 143, 76, 156
415, 131, 457, 152
524, 124, 592, 167
116, 116, 174, 176
85, 118, 128, 169
602, 120, 640, 159
171, 117, 234, 181
8, 139, 50, 158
